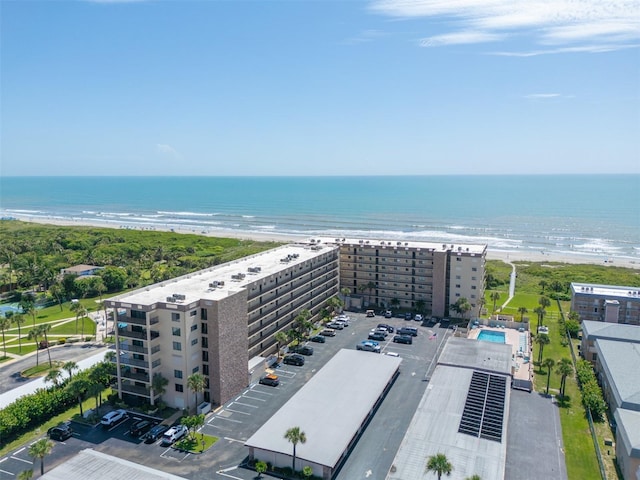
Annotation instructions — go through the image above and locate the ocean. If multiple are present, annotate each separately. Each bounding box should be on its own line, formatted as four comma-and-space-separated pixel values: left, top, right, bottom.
1, 175, 639, 261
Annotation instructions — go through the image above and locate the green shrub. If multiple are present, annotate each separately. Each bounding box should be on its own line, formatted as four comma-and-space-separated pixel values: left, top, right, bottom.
57, 338, 66, 345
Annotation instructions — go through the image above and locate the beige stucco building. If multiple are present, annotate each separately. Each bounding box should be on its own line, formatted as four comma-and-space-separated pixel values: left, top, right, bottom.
571, 283, 640, 325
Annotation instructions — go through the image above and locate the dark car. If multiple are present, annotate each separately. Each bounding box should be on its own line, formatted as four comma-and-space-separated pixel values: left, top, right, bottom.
47, 423, 73, 441
393, 334, 413, 345
377, 323, 395, 333
143, 424, 169, 443
291, 345, 314, 356
259, 374, 280, 386
397, 327, 418, 337
404, 312, 413, 320
283, 354, 305, 366
310, 335, 326, 343
130, 419, 154, 437
368, 332, 386, 341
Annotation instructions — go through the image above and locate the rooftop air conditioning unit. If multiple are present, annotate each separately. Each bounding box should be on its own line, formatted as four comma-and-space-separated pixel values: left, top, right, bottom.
218, 280, 225, 286
166, 297, 175, 303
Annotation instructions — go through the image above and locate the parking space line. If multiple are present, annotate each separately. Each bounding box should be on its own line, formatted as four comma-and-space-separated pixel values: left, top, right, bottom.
14, 448, 25, 455
0, 468, 14, 476
223, 437, 246, 444
241, 394, 267, 402
248, 387, 274, 395
11, 456, 32, 464
224, 408, 251, 416
231, 401, 258, 408
0, 457, 7, 463
208, 415, 243, 424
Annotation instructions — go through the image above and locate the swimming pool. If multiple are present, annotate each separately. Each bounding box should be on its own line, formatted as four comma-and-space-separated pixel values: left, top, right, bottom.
477, 330, 506, 344
0, 304, 22, 316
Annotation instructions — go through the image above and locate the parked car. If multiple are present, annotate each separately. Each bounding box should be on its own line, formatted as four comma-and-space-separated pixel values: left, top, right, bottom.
414, 314, 424, 322
336, 314, 350, 321
319, 329, 336, 337
47, 423, 73, 441
333, 318, 349, 327
368, 332, 386, 341
143, 424, 169, 443
130, 419, 154, 437
310, 335, 326, 343
404, 312, 413, 320
259, 373, 280, 386
101, 409, 128, 427
370, 327, 388, 337
377, 323, 395, 333
393, 334, 413, 345
283, 354, 305, 366
326, 322, 344, 330
356, 340, 381, 353
384, 310, 393, 318
366, 310, 376, 317
161, 425, 188, 446
397, 327, 418, 337
290, 345, 314, 356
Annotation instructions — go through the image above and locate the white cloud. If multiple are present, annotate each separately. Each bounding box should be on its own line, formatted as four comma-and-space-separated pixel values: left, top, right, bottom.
156, 144, 183, 160
524, 93, 562, 98
370, 0, 640, 51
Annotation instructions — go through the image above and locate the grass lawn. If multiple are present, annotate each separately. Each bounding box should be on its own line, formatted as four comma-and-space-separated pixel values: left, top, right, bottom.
22, 360, 64, 378
174, 433, 218, 453
49, 318, 96, 336
5, 343, 38, 355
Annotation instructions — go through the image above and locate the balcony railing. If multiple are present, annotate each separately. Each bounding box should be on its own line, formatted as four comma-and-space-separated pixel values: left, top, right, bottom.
119, 315, 147, 327
120, 370, 150, 382
121, 383, 149, 397
117, 356, 148, 368
118, 343, 146, 354
118, 329, 159, 340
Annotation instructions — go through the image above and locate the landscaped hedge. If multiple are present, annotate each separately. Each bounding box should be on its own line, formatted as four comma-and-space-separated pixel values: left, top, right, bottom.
575, 359, 607, 421
0, 385, 76, 446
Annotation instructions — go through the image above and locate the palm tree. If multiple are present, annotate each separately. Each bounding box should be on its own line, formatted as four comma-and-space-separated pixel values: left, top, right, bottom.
87, 381, 104, 414
556, 358, 573, 398
39, 323, 53, 367
151, 372, 169, 405
390, 298, 400, 310
28, 438, 53, 476
27, 328, 42, 367
104, 350, 116, 363
0, 315, 11, 359
44, 369, 62, 387
539, 280, 548, 293
425, 453, 453, 479
20, 293, 37, 328
63, 360, 78, 380
284, 426, 307, 472
517, 306, 528, 322
539, 296, 551, 309
49, 283, 65, 312
490, 292, 500, 312
534, 307, 546, 331
17, 469, 33, 480
466, 476, 482, 480
255, 460, 267, 478
415, 299, 426, 314
542, 357, 555, 395
66, 377, 90, 416
275, 331, 289, 358
13, 313, 25, 353
80, 306, 91, 339
70, 302, 87, 335
535, 334, 550, 364
187, 373, 206, 411
452, 297, 471, 321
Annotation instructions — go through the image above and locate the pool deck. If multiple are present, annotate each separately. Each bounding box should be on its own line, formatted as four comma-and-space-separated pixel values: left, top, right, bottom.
468, 326, 533, 384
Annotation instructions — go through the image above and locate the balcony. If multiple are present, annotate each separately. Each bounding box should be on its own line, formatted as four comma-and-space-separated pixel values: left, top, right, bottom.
118, 343, 146, 354
118, 329, 159, 340
121, 383, 149, 397
119, 315, 147, 327
117, 356, 148, 368
120, 370, 150, 383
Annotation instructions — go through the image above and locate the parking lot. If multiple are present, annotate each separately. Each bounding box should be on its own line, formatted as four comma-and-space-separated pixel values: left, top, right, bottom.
0, 312, 452, 480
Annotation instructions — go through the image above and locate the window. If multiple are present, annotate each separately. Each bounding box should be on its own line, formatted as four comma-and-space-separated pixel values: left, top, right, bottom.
202, 351, 209, 362
174, 370, 183, 379
131, 310, 146, 319
472, 267, 477, 272
203, 364, 209, 375
456, 257, 462, 262
201, 323, 208, 334
192, 366, 199, 374
175, 384, 183, 392
200, 308, 208, 320
190, 310, 197, 317
456, 284, 461, 288
191, 324, 198, 331
456, 275, 461, 280
202, 337, 208, 348
172, 341, 182, 351
172, 313, 180, 322
472, 286, 477, 290
172, 327, 181, 336
191, 338, 198, 346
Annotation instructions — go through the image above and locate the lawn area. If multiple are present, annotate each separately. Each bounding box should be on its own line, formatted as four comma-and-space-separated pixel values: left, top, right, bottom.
22, 360, 64, 377
50, 318, 96, 336
174, 433, 218, 453
5, 342, 38, 355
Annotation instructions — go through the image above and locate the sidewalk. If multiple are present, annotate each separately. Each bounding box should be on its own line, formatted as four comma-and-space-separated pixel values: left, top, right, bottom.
0, 348, 109, 409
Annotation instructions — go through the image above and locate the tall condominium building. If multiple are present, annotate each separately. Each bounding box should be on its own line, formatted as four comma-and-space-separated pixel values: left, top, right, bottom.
105, 243, 339, 410
571, 283, 640, 325
326, 238, 486, 319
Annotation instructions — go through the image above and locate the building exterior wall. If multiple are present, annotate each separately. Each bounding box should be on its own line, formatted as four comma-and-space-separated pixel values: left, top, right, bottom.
336, 240, 485, 319
615, 439, 640, 480
571, 284, 640, 325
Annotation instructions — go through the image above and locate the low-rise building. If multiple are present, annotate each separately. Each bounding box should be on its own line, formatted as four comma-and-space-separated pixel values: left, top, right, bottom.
580, 320, 640, 363
60, 264, 104, 277
571, 283, 640, 325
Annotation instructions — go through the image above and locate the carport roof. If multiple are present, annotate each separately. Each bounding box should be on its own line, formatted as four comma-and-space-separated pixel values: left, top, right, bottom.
438, 337, 512, 376
41, 449, 188, 480
245, 348, 401, 469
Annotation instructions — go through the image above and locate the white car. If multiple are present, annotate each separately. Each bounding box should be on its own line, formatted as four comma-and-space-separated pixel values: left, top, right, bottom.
101, 409, 127, 427
414, 314, 424, 322
161, 425, 188, 445
357, 341, 381, 353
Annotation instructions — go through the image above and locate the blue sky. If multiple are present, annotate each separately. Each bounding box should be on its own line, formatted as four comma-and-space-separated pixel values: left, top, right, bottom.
2, 0, 639, 176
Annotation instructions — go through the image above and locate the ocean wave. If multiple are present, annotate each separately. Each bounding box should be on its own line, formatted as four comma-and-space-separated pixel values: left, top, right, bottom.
97, 212, 132, 217
5, 209, 44, 214
157, 211, 219, 217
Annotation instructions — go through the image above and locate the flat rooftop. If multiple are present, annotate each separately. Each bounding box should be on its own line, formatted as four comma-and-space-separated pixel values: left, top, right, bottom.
387, 364, 509, 480
596, 339, 640, 409
245, 348, 401, 468
582, 321, 640, 343
41, 449, 188, 480
438, 336, 513, 376
614, 409, 640, 458
108, 243, 337, 306
316, 237, 487, 255
572, 283, 640, 300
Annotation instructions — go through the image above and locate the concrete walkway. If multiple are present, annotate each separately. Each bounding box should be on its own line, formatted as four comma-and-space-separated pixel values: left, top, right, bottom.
500, 261, 517, 310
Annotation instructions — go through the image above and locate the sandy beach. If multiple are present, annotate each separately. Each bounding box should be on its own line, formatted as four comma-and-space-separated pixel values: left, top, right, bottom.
10, 215, 640, 270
